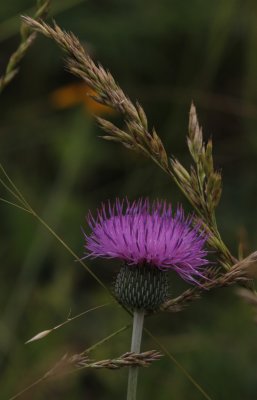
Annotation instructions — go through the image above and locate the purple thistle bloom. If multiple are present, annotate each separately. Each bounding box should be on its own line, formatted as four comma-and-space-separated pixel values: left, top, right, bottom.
84, 199, 209, 285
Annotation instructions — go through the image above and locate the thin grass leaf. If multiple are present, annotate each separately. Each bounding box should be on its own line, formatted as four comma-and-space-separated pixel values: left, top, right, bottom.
0, 197, 32, 213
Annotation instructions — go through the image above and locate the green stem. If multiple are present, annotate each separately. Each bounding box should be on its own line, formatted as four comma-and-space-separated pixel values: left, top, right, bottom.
127, 310, 145, 400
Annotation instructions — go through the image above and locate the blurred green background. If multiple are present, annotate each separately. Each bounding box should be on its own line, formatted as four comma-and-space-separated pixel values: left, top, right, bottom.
1, 0, 257, 399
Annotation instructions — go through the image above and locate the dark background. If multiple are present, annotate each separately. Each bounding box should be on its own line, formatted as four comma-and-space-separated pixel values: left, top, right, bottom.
0, 0, 257, 399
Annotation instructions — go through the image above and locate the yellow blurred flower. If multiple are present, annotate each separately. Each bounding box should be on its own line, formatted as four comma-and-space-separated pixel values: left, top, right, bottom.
50, 82, 115, 116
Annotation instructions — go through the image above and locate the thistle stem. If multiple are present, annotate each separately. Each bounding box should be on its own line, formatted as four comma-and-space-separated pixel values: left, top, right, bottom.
127, 310, 145, 400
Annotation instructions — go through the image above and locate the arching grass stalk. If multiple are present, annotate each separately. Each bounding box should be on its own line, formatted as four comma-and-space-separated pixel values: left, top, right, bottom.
21, 17, 235, 271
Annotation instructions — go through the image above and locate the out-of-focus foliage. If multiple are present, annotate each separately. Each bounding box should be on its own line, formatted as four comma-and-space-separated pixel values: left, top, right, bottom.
0, 0, 257, 399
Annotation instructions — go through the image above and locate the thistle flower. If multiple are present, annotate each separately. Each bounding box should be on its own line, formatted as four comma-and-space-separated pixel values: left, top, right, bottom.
85, 199, 208, 281
84, 199, 209, 312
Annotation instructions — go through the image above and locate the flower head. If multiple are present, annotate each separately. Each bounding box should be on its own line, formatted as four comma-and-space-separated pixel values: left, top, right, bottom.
84, 199, 209, 285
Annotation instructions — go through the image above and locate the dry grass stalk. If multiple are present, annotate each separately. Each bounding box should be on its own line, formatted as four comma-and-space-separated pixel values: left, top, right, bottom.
161, 251, 257, 312
44, 350, 162, 378
21, 17, 242, 273
8, 350, 161, 399
0, 1, 50, 93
